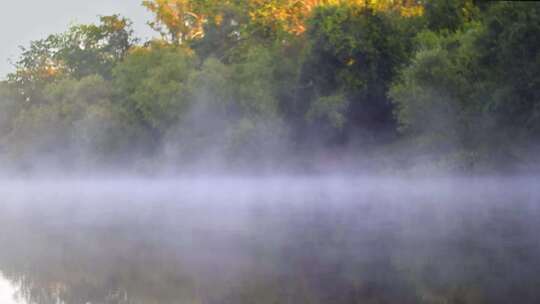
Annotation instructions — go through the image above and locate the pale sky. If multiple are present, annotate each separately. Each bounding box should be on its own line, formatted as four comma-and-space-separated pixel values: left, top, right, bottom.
0, 0, 156, 78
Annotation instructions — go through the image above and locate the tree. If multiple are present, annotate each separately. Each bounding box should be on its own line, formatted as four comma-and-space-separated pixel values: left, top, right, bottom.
190, 5, 246, 61
390, 2, 540, 168
112, 43, 196, 143
8, 15, 136, 102
247, 0, 423, 39
142, 0, 219, 44
476, 2, 540, 137
0, 83, 20, 151
56, 15, 136, 79
423, 0, 479, 32
296, 4, 420, 145
162, 47, 288, 166
7, 75, 125, 169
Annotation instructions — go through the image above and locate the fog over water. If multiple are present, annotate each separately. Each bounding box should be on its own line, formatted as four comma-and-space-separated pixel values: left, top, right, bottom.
1, 1, 539, 303
1, 176, 539, 304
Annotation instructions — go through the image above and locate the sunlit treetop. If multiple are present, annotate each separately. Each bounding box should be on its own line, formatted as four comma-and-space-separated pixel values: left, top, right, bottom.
142, 0, 424, 44
247, 0, 424, 37
142, 0, 226, 44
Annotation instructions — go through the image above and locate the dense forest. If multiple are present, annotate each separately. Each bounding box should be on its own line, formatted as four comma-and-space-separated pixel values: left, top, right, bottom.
0, 0, 538, 174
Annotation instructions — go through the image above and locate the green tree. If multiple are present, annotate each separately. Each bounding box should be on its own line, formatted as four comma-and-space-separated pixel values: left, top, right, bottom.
423, 0, 479, 32
0, 83, 20, 155
8, 15, 136, 102
389, 26, 487, 169
390, 2, 540, 169
165, 47, 286, 165
476, 2, 540, 139
112, 43, 196, 144
7, 75, 125, 169
56, 15, 137, 79
297, 5, 420, 144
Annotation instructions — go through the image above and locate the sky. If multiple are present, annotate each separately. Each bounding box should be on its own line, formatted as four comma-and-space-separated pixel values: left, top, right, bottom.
0, 0, 155, 78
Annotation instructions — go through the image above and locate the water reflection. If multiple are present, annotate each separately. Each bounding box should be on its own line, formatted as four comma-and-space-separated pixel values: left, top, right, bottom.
0, 273, 25, 304
0, 177, 539, 304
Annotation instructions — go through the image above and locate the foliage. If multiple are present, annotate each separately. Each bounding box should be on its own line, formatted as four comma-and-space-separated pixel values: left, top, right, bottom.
247, 0, 423, 40
7, 15, 136, 102
390, 2, 540, 168
389, 28, 480, 139
306, 93, 348, 130
142, 0, 208, 44
296, 4, 420, 145
164, 48, 286, 166
1, 0, 540, 172
423, 0, 479, 32
476, 2, 540, 136
112, 43, 196, 138
7, 75, 126, 169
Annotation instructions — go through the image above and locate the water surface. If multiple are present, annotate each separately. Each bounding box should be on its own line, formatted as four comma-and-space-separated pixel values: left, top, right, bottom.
0, 177, 539, 304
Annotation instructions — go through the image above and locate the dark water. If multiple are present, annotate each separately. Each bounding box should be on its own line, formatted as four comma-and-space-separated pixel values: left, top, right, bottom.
0, 177, 539, 304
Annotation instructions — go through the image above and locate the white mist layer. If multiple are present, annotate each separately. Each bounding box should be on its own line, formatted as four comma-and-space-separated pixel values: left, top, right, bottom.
0, 176, 538, 304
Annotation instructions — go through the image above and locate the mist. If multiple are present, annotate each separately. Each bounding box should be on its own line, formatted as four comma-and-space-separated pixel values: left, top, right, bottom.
1, 1, 540, 304
1, 177, 540, 304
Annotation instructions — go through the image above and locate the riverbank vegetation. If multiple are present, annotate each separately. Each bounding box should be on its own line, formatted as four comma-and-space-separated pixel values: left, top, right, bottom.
0, 0, 538, 174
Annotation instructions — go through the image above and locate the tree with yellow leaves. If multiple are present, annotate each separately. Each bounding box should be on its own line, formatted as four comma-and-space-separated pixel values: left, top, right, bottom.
248, 0, 424, 37
142, 0, 424, 44
142, 0, 225, 44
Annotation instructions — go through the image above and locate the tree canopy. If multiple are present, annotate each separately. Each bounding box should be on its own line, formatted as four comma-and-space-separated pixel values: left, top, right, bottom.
1, 0, 539, 173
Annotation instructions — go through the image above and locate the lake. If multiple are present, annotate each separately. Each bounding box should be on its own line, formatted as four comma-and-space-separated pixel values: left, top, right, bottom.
0, 177, 539, 304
